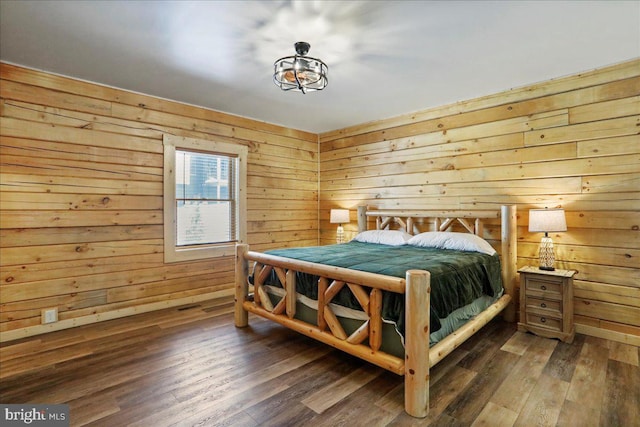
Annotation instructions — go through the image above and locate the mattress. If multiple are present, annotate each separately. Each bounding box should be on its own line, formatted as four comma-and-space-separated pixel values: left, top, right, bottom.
261, 241, 504, 336
264, 284, 500, 355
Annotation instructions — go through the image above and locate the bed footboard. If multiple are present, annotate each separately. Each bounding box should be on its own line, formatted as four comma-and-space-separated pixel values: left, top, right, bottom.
235, 243, 414, 374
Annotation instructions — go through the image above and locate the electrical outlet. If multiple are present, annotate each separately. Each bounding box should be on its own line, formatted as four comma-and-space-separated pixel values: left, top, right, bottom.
42, 308, 58, 324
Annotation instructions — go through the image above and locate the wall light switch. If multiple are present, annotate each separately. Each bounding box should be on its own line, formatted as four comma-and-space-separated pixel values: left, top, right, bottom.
42, 308, 58, 324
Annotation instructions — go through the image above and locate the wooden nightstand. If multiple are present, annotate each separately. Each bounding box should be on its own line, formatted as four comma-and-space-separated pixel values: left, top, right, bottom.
517, 266, 576, 343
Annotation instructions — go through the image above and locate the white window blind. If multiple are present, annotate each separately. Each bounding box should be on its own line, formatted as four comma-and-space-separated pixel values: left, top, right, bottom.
175, 150, 238, 246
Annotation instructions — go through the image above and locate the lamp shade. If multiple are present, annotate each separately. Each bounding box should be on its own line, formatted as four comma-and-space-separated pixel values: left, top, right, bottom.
330, 209, 350, 224
528, 208, 567, 232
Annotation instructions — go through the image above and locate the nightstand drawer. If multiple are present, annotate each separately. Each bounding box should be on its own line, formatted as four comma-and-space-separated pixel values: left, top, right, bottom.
526, 313, 562, 332
524, 280, 561, 298
525, 297, 562, 316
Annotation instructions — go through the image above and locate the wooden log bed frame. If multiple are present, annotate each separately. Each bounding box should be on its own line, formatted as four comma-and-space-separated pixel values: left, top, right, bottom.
234, 205, 517, 418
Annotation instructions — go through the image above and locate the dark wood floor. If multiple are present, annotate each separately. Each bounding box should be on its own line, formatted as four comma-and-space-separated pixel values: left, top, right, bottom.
1, 296, 638, 427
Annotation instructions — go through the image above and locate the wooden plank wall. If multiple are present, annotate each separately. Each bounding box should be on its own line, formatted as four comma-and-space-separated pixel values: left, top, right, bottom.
1, 59, 637, 346
0, 63, 318, 341
319, 59, 640, 345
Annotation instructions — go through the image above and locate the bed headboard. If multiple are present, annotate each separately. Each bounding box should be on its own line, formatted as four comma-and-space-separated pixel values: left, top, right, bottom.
356, 206, 500, 236
357, 205, 518, 323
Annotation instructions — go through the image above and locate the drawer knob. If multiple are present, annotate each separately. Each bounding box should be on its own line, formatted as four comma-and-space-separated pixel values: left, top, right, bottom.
541, 317, 546, 323
541, 285, 547, 291
541, 302, 547, 308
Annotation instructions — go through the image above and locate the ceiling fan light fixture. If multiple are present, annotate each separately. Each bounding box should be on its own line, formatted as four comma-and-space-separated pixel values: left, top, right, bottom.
274, 41, 328, 94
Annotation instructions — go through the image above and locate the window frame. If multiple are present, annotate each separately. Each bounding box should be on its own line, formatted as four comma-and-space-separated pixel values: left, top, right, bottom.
163, 134, 247, 263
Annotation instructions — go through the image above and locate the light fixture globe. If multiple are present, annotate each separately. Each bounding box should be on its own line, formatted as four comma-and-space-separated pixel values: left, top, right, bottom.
274, 42, 328, 94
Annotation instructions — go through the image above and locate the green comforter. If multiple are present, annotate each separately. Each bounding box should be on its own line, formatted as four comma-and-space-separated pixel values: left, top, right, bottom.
263, 241, 503, 335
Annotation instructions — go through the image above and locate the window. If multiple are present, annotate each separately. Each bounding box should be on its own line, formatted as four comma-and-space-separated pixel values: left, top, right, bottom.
163, 135, 247, 262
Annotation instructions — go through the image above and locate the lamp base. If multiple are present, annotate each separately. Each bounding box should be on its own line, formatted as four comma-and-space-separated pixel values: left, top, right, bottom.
336, 225, 345, 244
538, 236, 556, 271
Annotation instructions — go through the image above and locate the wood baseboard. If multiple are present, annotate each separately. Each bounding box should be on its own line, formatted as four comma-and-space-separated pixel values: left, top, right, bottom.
575, 323, 640, 347
0, 289, 234, 343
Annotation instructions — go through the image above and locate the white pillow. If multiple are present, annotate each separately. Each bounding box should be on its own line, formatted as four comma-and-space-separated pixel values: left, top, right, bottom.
407, 232, 496, 255
352, 230, 412, 246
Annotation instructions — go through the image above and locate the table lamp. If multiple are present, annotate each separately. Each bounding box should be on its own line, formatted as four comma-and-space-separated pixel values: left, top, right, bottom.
330, 209, 350, 244
528, 208, 567, 271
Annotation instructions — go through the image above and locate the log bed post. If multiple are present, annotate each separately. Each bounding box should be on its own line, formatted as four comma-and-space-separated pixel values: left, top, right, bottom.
501, 205, 517, 323
235, 243, 249, 327
357, 205, 367, 232
404, 269, 431, 418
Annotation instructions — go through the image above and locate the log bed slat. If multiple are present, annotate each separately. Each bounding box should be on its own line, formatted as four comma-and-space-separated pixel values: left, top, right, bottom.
347, 283, 370, 314
271, 292, 287, 315
317, 277, 328, 331
274, 267, 287, 288
285, 269, 296, 319
253, 262, 264, 307
256, 285, 273, 312
323, 306, 348, 340
325, 280, 346, 302
257, 264, 273, 285
370, 288, 383, 352
439, 217, 455, 232
346, 319, 370, 345
457, 218, 475, 234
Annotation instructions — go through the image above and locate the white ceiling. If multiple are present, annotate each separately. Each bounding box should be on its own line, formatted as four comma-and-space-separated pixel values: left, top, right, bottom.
1, 1, 639, 134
